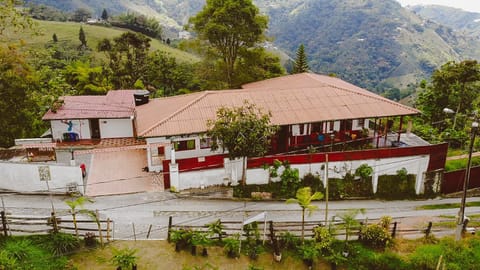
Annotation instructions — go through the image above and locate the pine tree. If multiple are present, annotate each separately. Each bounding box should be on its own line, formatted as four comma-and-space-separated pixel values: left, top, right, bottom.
292, 44, 309, 74
101, 9, 108, 21
79, 26, 87, 48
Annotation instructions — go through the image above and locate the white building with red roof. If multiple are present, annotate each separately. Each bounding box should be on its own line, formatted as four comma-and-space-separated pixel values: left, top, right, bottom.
40, 73, 447, 195
43, 90, 138, 141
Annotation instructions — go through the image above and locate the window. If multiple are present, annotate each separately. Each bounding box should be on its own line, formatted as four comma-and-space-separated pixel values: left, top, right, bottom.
200, 137, 213, 149
358, 119, 365, 127
174, 139, 196, 151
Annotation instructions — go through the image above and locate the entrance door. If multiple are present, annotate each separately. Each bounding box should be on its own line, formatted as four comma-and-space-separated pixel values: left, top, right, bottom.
90, 119, 101, 139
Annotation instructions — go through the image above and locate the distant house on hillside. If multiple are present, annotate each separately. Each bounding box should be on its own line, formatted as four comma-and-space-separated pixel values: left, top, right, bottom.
42, 90, 138, 141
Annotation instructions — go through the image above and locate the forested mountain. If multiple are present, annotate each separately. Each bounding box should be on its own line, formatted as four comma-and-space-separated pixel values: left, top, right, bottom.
23, 0, 480, 91
409, 5, 480, 39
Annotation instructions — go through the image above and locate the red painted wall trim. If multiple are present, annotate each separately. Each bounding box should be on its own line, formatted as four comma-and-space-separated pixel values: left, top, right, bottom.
442, 166, 480, 194
248, 143, 448, 171
164, 143, 448, 176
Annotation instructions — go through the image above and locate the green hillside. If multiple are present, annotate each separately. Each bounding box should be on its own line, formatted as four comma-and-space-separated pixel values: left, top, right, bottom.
410, 5, 480, 38
22, 0, 480, 91
5, 20, 199, 63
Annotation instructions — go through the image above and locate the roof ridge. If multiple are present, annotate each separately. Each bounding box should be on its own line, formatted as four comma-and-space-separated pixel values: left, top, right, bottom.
139, 91, 212, 137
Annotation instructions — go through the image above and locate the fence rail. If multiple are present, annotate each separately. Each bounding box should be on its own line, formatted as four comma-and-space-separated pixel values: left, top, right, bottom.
0, 210, 112, 242
168, 217, 453, 242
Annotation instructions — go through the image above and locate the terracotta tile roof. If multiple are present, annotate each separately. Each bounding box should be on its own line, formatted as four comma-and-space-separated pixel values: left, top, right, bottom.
135, 72, 420, 137
42, 90, 137, 120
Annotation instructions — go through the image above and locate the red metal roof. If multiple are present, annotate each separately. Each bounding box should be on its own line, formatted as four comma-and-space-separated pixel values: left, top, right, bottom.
136, 73, 420, 138
42, 90, 136, 120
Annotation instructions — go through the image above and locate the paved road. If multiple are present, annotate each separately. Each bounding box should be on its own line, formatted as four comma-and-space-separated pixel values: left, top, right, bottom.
1, 192, 480, 240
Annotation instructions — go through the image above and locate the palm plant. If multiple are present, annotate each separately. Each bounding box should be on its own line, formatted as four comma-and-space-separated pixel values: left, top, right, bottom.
207, 219, 225, 242
65, 196, 93, 237
338, 208, 365, 243
110, 247, 138, 270
286, 187, 323, 243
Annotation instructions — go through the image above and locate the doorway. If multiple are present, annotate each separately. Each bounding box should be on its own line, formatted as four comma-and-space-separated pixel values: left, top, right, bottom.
90, 119, 100, 139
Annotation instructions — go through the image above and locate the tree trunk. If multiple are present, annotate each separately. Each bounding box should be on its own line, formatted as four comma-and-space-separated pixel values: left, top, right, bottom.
72, 212, 78, 237
301, 209, 305, 243
241, 156, 247, 185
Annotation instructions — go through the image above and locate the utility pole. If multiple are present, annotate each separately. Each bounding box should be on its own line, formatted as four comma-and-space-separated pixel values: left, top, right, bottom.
455, 120, 478, 240
324, 153, 329, 227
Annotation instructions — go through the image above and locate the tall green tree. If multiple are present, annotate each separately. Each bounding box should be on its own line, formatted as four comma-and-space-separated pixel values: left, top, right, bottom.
71, 8, 91, 22
101, 8, 108, 21
145, 51, 199, 96
0, 0, 36, 36
78, 26, 87, 49
207, 101, 278, 184
98, 32, 151, 89
286, 187, 323, 243
292, 44, 309, 74
417, 60, 480, 131
64, 60, 110, 95
189, 0, 268, 88
0, 46, 39, 147
233, 47, 285, 86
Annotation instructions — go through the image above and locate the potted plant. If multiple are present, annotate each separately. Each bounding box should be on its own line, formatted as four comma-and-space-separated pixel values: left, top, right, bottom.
298, 242, 319, 269
207, 219, 225, 242
170, 229, 187, 252
110, 247, 138, 270
272, 238, 282, 262
223, 235, 240, 258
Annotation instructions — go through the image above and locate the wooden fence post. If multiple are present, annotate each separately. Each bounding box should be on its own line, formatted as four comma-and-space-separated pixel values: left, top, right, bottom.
167, 216, 173, 243
132, 222, 136, 241
96, 210, 104, 247
146, 224, 152, 239
1, 211, 8, 237
269, 220, 275, 242
391, 221, 397, 238
51, 212, 58, 233
106, 218, 111, 242
425, 221, 432, 238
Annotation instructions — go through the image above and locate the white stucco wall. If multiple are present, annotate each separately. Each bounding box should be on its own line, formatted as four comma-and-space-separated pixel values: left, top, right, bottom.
51, 119, 91, 140
99, 118, 133, 138
172, 154, 430, 193
0, 162, 84, 194
176, 168, 225, 190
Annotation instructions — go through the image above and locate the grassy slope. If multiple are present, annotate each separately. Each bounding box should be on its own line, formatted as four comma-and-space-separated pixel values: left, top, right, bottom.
6, 20, 199, 63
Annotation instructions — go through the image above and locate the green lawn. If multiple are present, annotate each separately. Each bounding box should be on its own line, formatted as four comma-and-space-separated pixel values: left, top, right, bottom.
3, 20, 200, 63
416, 201, 480, 210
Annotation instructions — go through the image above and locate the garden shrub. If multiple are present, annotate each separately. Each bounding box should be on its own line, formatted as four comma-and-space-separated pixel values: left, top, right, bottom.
279, 231, 300, 250
110, 247, 138, 269
302, 173, 325, 193
1, 236, 71, 269
408, 244, 443, 269
328, 178, 347, 200
344, 242, 376, 270
360, 224, 392, 250
279, 162, 301, 198
376, 170, 416, 200
45, 232, 81, 256
223, 236, 240, 258
313, 226, 334, 254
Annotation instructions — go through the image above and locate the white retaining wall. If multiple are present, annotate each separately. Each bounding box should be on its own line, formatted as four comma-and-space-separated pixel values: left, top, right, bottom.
0, 162, 84, 194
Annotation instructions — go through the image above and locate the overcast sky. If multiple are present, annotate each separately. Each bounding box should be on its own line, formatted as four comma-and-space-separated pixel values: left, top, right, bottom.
396, 0, 480, 13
